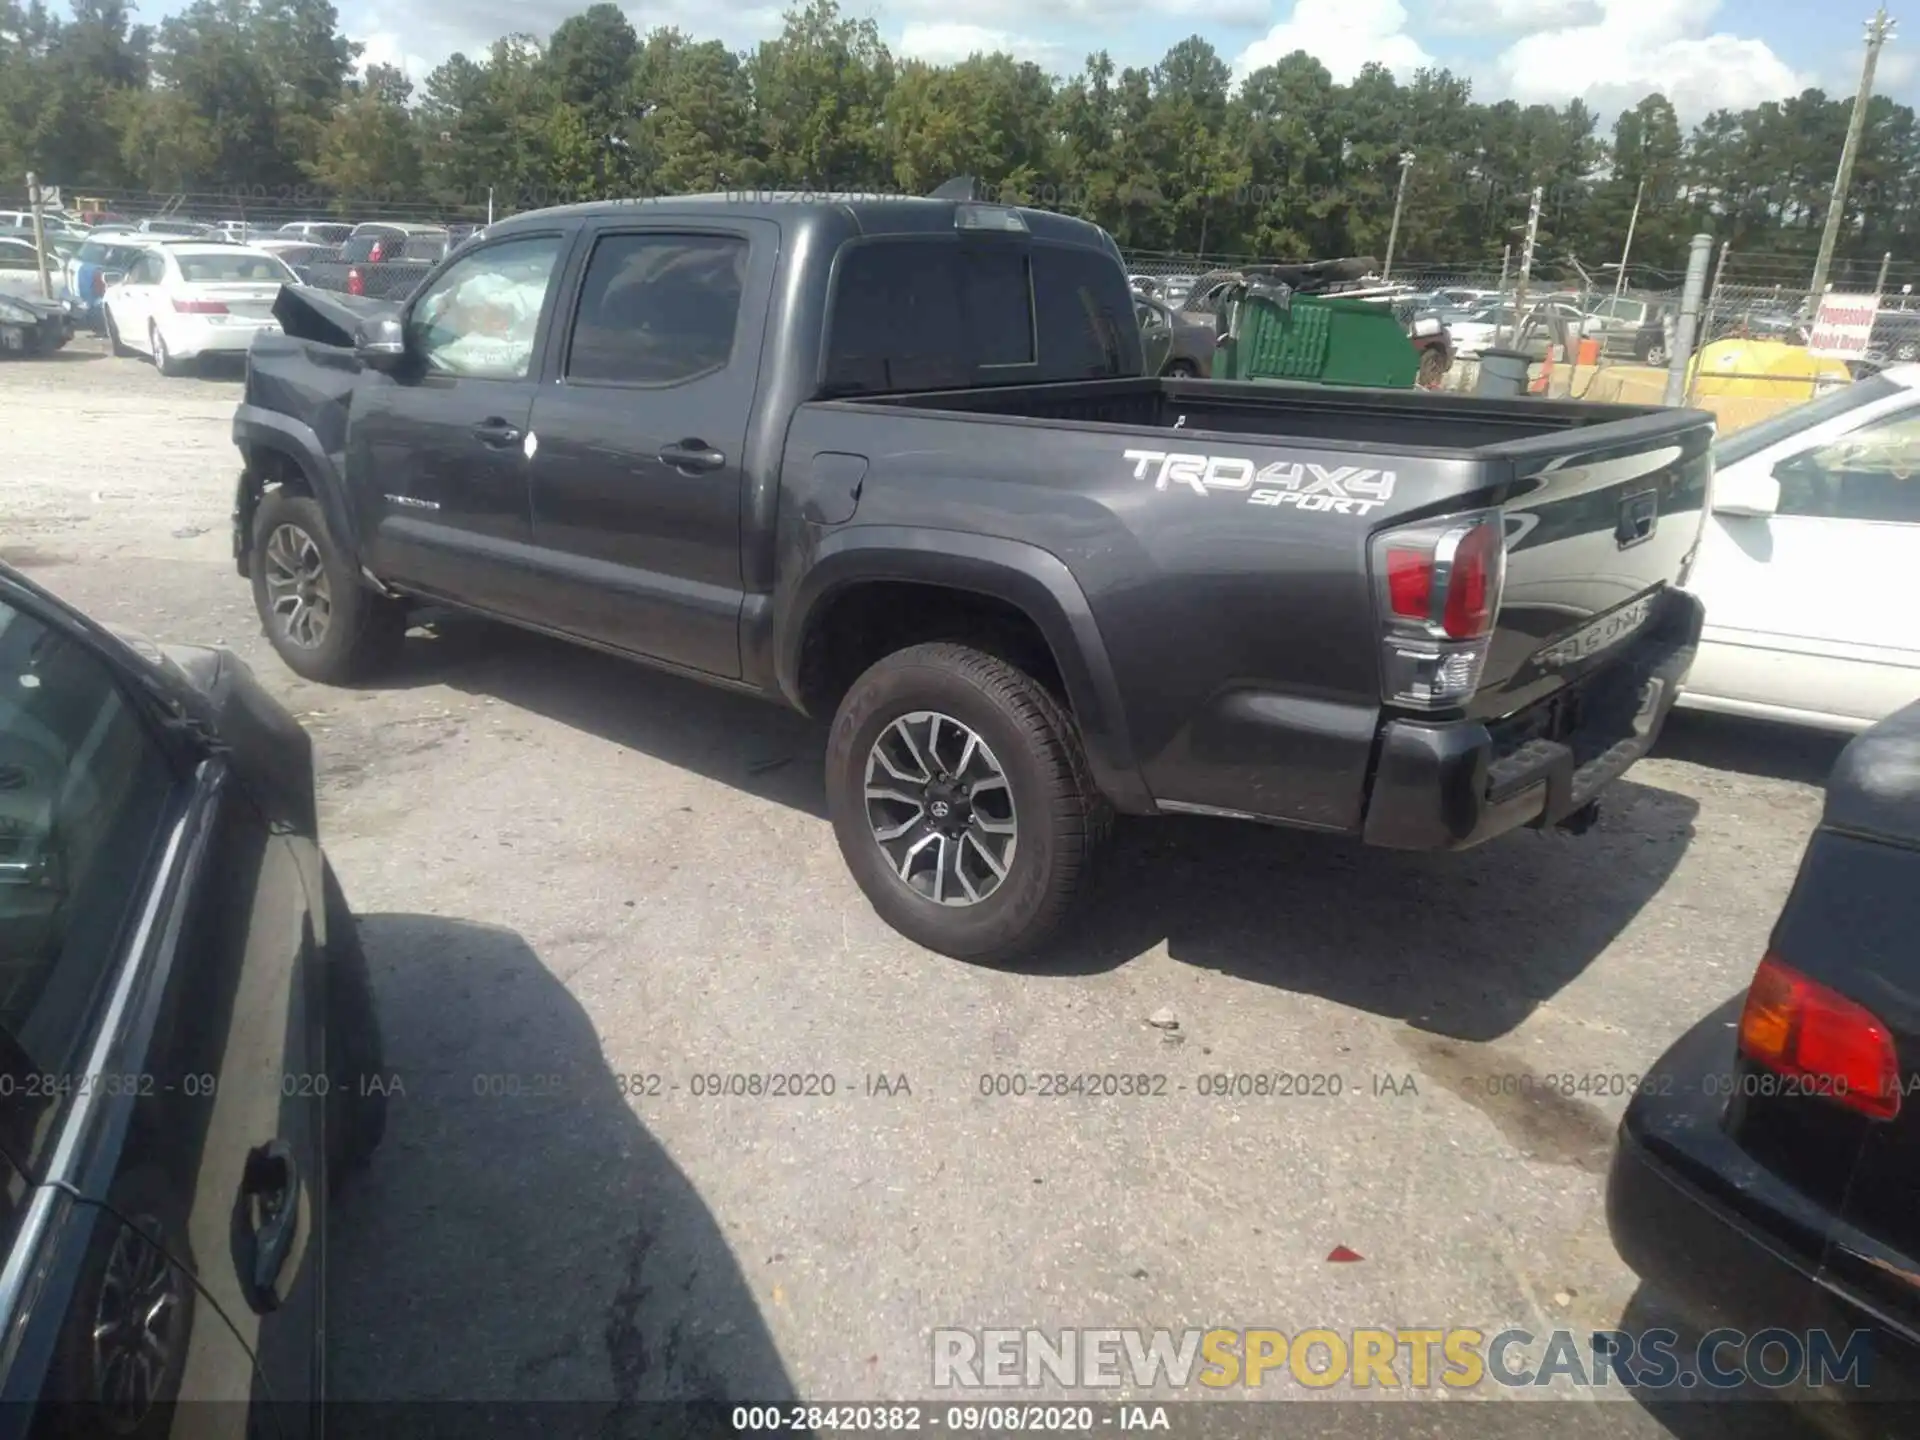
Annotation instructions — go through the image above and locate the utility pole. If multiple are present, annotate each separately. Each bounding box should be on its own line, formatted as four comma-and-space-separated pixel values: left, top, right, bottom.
25, 172, 52, 301
1613, 177, 1645, 303
1876, 249, 1892, 294
1665, 233, 1714, 407
1382, 151, 1414, 281
1685, 240, 1732, 405
1810, 7, 1896, 306
1511, 185, 1543, 351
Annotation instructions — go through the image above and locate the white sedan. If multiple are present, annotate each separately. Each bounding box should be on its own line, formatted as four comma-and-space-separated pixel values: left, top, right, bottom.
102, 243, 295, 375
1679, 364, 1920, 732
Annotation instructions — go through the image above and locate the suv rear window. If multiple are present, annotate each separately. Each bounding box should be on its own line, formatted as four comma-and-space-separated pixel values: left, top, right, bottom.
822, 238, 1134, 396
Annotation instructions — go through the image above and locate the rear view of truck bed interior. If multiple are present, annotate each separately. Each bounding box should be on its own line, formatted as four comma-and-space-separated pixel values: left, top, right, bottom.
849, 377, 1672, 454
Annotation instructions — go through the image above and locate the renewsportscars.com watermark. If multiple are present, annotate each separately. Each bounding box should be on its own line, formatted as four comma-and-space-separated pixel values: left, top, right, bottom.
931, 1327, 1876, 1393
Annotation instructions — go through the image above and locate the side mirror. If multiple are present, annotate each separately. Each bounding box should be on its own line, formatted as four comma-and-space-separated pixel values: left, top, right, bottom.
1713, 467, 1781, 518
354, 316, 406, 372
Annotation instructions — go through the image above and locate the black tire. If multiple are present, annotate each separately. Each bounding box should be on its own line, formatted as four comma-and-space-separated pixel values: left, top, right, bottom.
148, 322, 184, 377
322, 861, 387, 1193
104, 306, 132, 357
1164, 358, 1199, 378
42, 1166, 196, 1438
1641, 340, 1669, 367
249, 488, 407, 684
826, 642, 1111, 964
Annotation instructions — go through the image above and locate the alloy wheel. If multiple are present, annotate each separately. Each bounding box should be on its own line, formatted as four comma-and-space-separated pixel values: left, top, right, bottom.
864, 710, 1017, 906
91, 1215, 183, 1432
263, 522, 333, 648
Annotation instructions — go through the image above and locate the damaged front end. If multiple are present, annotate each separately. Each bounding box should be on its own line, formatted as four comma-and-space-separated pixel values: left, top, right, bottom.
232, 285, 402, 579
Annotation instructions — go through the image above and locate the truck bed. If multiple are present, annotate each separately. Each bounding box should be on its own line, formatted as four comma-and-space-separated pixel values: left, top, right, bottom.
838, 375, 1678, 456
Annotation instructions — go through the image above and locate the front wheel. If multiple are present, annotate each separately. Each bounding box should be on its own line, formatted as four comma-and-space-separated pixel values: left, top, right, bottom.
249, 488, 408, 684
826, 642, 1110, 964
1895, 340, 1920, 363
1642, 340, 1669, 367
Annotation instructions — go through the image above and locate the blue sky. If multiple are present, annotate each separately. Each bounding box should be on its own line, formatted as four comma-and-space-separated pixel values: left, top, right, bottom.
147, 0, 1920, 120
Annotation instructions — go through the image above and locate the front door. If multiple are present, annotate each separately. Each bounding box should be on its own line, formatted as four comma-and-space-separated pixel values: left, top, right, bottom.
1694, 400, 1920, 724
525, 223, 775, 677
347, 229, 572, 615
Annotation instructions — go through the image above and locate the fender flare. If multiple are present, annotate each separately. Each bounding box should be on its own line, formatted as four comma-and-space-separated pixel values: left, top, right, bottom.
779, 526, 1153, 814
231, 404, 361, 576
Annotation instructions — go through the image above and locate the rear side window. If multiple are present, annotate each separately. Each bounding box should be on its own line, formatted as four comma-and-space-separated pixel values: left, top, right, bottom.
823, 238, 1133, 395
566, 232, 748, 386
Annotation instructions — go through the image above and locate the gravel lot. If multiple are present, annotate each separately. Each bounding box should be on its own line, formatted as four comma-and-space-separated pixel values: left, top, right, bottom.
3, 338, 1851, 1436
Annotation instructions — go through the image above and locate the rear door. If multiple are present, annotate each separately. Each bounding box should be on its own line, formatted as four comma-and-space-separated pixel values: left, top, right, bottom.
1688, 390, 1920, 726
524, 220, 775, 676
0, 578, 324, 1429
347, 228, 574, 614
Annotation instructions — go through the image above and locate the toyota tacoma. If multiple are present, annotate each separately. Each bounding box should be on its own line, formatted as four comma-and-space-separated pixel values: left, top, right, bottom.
230, 193, 1713, 961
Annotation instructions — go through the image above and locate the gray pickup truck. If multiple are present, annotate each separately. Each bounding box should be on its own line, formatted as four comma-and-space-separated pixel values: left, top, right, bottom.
231, 193, 1712, 961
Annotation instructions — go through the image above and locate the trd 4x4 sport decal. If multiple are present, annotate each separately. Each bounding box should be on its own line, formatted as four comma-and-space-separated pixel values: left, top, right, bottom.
1122, 449, 1397, 516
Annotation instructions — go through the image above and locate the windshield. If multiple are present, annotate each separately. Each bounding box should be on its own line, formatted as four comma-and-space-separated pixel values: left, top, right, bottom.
176, 252, 296, 284
1713, 372, 1902, 467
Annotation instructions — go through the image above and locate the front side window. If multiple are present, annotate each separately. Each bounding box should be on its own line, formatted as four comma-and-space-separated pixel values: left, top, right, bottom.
1777, 408, 1920, 523
566, 233, 748, 385
0, 596, 175, 1141
407, 235, 564, 381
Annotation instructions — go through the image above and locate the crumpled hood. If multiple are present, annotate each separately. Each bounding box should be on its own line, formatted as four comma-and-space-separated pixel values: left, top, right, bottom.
271, 284, 402, 347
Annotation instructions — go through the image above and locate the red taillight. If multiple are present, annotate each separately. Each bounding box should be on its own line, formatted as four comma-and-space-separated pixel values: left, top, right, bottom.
1385, 548, 1432, 620
1739, 952, 1901, 1120
367, 241, 385, 263
172, 297, 228, 314
347, 267, 365, 296
1370, 511, 1507, 710
1442, 520, 1501, 640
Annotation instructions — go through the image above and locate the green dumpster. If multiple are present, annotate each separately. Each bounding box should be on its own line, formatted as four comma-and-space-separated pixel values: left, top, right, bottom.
1213, 281, 1421, 389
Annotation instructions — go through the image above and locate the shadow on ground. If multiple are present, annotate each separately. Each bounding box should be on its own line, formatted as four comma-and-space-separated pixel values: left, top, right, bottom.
1654, 711, 1848, 788
391, 616, 1697, 1042
327, 911, 797, 1436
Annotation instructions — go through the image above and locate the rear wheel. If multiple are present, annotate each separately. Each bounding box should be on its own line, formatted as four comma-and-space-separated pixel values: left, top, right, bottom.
1164, 358, 1199, 378
1895, 340, 1920, 363
826, 642, 1110, 964
1641, 339, 1669, 367
1416, 347, 1450, 388
148, 322, 184, 377
249, 488, 408, 684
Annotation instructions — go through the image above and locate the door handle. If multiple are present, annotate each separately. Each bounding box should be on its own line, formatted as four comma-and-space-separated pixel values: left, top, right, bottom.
659, 439, 726, 473
473, 417, 522, 447
235, 1139, 301, 1314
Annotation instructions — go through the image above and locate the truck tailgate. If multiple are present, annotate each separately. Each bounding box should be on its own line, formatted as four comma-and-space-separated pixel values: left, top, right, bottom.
1471, 422, 1712, 721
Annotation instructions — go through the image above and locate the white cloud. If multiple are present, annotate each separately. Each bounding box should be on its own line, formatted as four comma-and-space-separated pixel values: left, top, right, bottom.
1427, 0, 1594, 35
354, 30, 438, 84
889, 0, 1266, 25
1493, 0, 1806, 119
1232, 0, 1433, 84
896, 21, 1075, 69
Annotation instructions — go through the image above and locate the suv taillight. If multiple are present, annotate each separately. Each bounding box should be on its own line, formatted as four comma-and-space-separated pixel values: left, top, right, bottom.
1739, 952, 1901, 1120
367, 240, 385, 263
347, 267, 365, 296
1369, 510, 1506, 710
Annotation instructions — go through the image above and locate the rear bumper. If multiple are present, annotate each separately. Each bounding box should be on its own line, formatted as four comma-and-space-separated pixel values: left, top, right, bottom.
165, 313, 280, 358
1363, 588, 1704, 850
